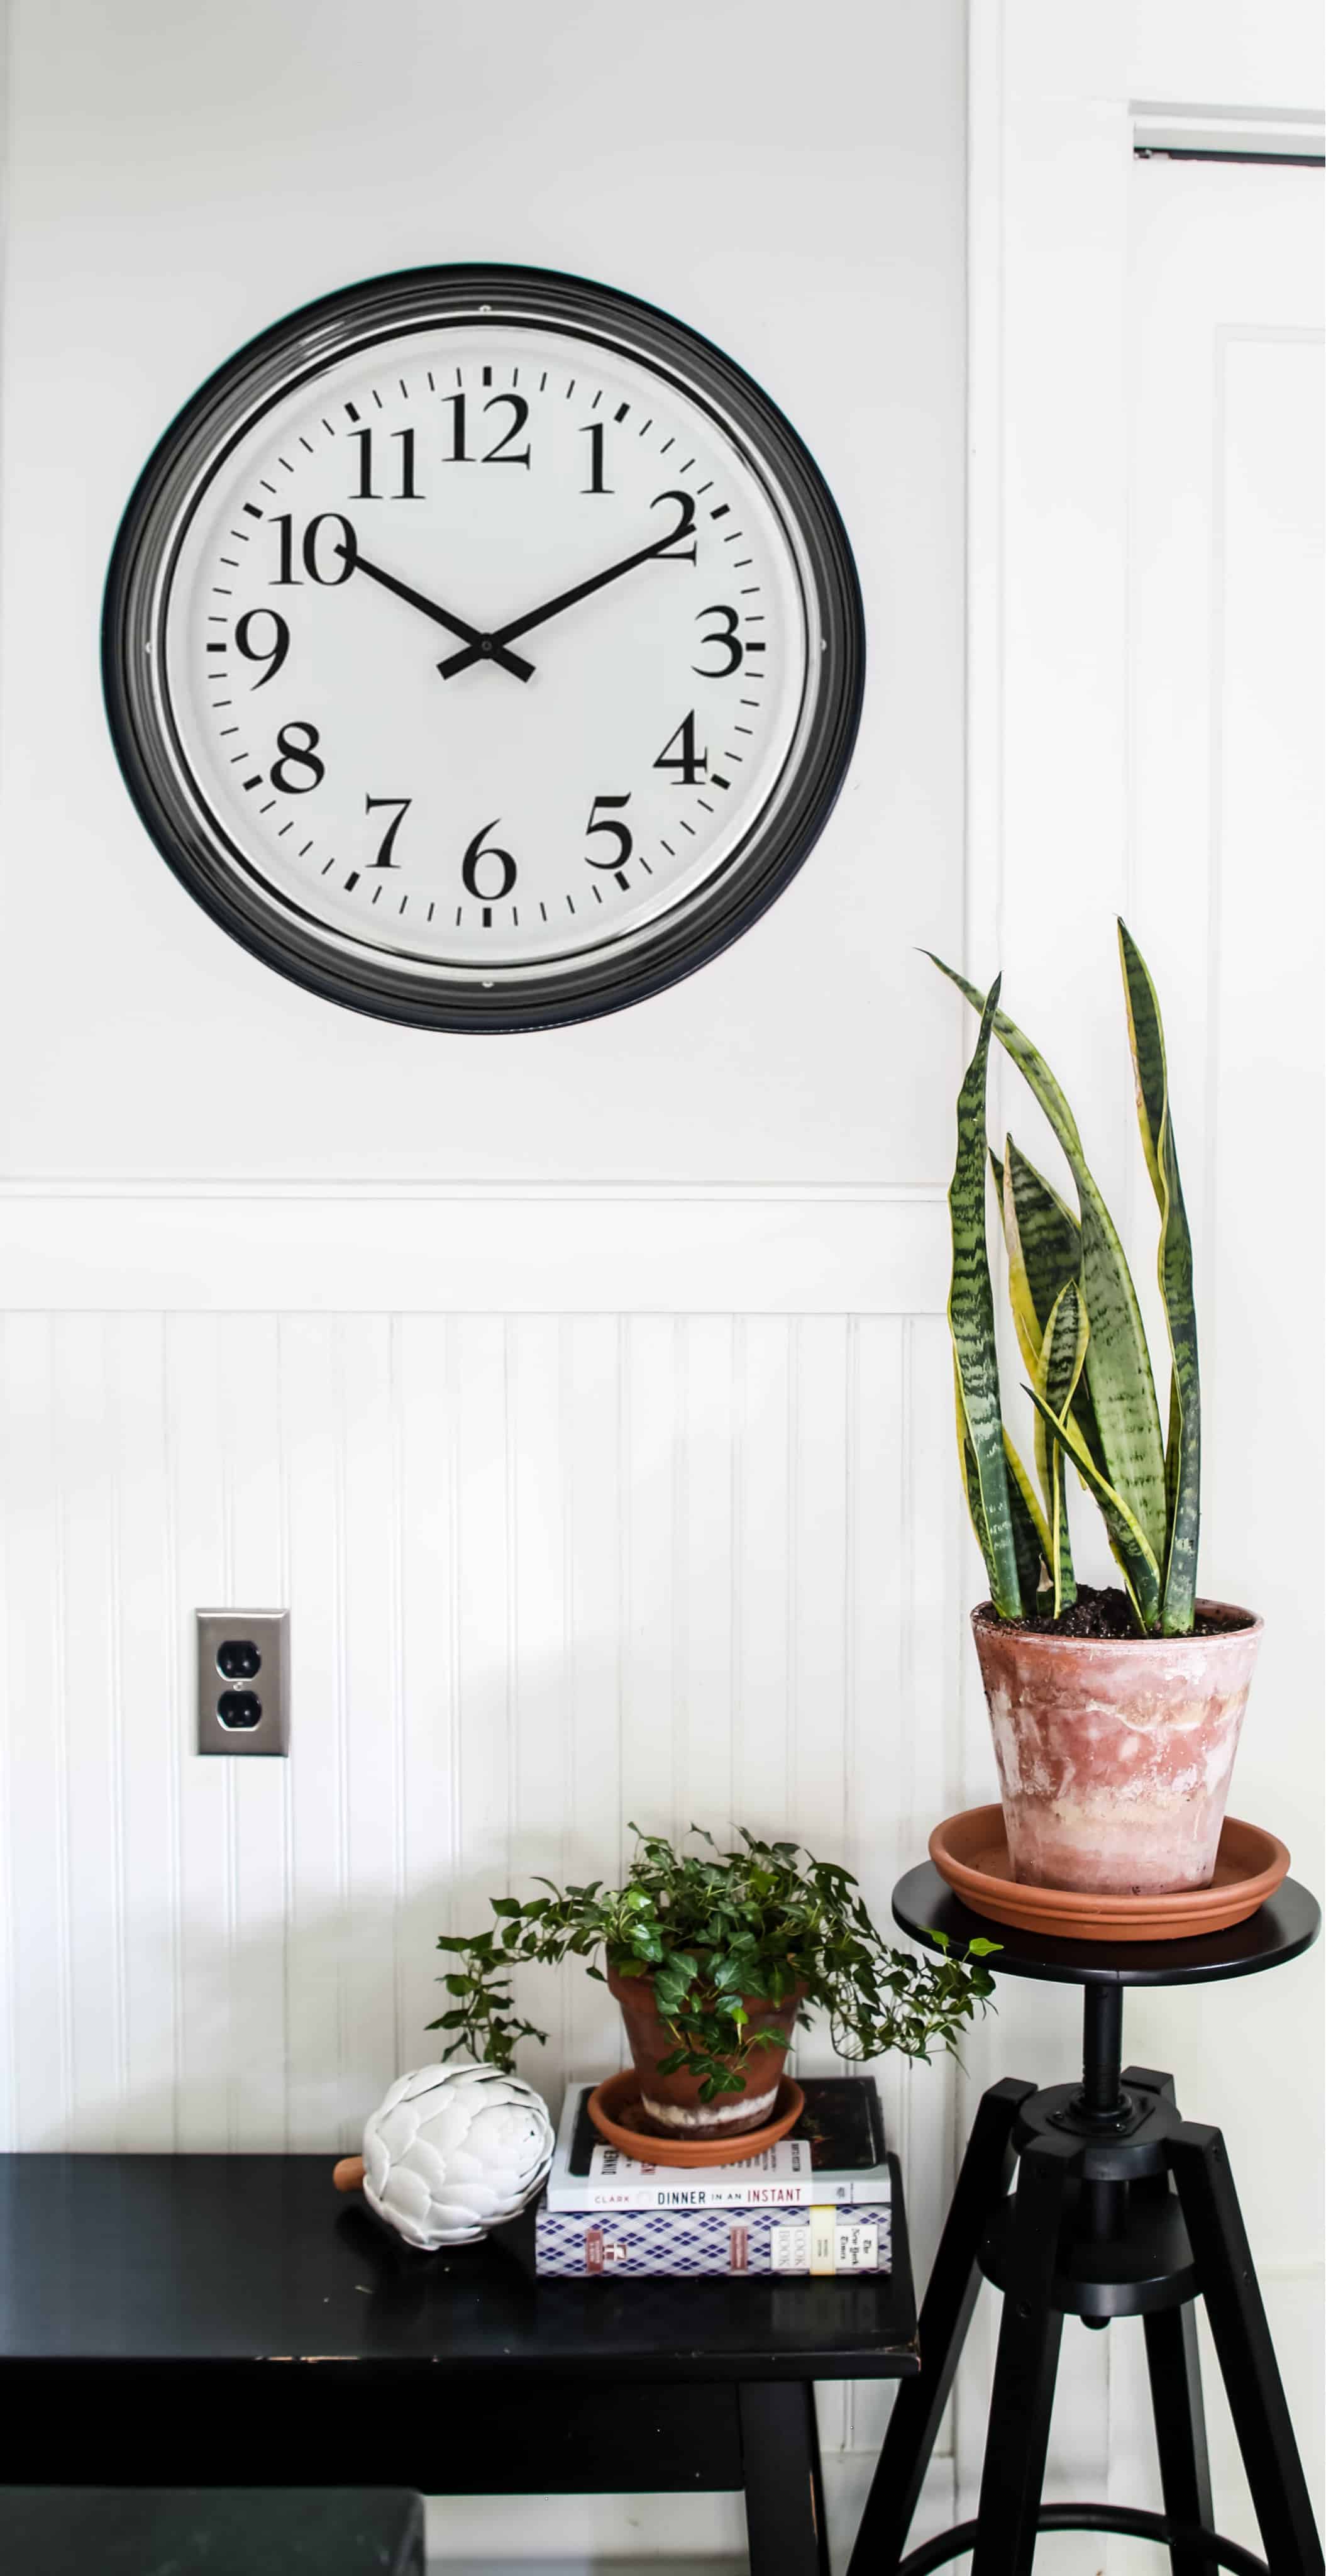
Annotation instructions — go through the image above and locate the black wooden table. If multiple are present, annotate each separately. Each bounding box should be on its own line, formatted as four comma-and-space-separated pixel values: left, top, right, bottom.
0, 2150, 917, 2575
0, 2487, 424, 2575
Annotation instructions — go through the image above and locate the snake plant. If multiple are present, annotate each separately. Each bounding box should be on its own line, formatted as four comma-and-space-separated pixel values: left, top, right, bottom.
934, 923, 1200, 1637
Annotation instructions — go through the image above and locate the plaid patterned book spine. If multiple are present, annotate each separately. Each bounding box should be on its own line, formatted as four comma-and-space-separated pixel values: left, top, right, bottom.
534, 2199, 893, 2279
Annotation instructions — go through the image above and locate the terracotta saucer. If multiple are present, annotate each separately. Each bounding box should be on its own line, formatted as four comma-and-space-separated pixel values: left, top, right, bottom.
586, 2070, 805, 2168
929, 1807, 1290, 1943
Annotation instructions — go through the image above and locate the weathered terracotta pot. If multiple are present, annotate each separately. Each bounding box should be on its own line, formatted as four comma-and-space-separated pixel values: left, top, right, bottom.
971, 1601, 1262, 1896
606, 1964, 800, 2140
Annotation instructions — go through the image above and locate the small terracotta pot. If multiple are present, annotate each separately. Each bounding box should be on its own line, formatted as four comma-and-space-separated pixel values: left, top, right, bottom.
971, 1599, 1262, 1896
606, 1964, 800, 2140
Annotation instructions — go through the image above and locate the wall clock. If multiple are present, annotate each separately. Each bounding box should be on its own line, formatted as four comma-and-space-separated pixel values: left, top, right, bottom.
104, 265, 865, 1031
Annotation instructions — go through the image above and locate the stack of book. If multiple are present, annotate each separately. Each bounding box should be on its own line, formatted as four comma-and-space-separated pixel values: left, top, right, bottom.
535, 2074, 892, 2279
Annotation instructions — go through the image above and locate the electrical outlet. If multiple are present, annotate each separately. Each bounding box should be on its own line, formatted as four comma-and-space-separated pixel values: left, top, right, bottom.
196, 1610, 290, 1756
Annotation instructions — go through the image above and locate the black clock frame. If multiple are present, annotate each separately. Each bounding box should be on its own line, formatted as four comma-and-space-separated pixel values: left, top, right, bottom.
102, 263, 866, 1033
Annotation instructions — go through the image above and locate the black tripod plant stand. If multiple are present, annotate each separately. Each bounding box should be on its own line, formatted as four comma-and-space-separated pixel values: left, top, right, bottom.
848, 1865, 1323, 2576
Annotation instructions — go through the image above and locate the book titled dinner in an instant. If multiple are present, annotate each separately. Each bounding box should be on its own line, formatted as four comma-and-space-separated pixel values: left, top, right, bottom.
536, 2197, 891, 2279
544, 2074, 893, 2212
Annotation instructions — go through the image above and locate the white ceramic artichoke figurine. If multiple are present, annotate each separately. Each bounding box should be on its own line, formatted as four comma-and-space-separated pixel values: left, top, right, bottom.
360, 2060, 555, 2250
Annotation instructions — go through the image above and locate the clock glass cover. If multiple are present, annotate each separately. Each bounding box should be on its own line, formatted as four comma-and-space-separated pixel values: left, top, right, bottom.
104, 265, 864, 1030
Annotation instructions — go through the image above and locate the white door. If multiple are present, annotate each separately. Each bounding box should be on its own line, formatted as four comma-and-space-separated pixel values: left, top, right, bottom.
1118, 152, 1325, 2560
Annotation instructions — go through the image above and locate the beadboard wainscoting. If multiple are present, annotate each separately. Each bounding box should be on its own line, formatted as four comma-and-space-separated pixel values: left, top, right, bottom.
0, 1194, 971, 2528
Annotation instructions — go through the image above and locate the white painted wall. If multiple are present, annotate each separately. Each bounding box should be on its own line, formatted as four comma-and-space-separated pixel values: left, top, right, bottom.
0, 0, 970, 2563
1, 2, 1322, 2571
963, 6, 1324, 2566
0, 0, 966, 1187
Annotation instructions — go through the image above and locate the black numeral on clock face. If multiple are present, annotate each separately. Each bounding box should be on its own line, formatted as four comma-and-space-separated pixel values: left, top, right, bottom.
270, 721, 324, 793
651, 490, 698, 562
584, 794, 633, 868
442, 393, 532, 468
693, 604, 744, 677
461, 821, 518, 916
272, 513, 358, 585
350, 427, 421, 501
654, 711, 707, 786
365, 794, 412, 867
580, 422, 612, 494
235, 608, 290, 688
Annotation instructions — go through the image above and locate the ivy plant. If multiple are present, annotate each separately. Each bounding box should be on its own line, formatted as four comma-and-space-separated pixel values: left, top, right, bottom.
430, 1825, 997, 2100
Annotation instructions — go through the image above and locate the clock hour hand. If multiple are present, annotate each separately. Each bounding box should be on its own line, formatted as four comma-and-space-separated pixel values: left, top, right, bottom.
436, 494, 695, 680
347, 546, 535, 682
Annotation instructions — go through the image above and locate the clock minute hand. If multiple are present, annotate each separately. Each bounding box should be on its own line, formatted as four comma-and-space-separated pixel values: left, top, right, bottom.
349, 548, 535, 682
436, 499, 693, 681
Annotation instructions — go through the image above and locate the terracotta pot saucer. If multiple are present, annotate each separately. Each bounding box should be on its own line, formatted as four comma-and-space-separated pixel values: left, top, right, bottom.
929, 1807, 1289, 1943
587, 2070, 805, 2168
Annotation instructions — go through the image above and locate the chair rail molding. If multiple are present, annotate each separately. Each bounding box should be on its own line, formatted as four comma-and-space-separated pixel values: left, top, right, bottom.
0, 1180, 949, 1315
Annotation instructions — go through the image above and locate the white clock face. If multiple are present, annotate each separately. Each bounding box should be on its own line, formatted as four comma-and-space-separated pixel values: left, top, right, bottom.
108, 271, 863, 1028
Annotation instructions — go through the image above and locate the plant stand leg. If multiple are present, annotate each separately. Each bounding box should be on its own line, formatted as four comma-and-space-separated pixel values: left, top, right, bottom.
1170, 2122, 1324, 2576
846, 2077, 1035, 2576
1144, 2302, 1218, 2576
970, 2131, 1078, 2576
739, 2382, 830, 2576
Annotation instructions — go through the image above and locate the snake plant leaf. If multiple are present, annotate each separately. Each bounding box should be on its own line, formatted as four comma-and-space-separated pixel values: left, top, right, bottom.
1024, 1382, 1162, 1632
1117, 921, 1200, 1633
1119, 919, 1164, 1205
948, 980, 1022, 1618
953, 1360, 990, 1562
990, 1148, 1043, 1378
1036, 1279, 1089, 1617
953, 1362, 1016, 1606
1004, 1141, 1080, 1335
955, 1365, 1049, 1609
928, 953, 1168, 1568
1004, 1140, 1110, 1485
1003, 1431, 1053, 1607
